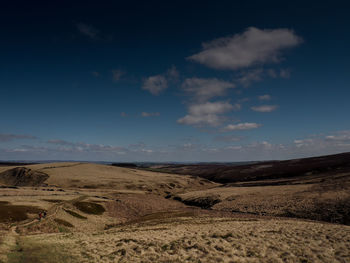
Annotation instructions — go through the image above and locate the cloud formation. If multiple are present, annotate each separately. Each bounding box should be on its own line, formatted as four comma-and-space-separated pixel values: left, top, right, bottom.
182, 77, 235, 102
188, 27, 302, 70
178, 101, 233, 126
0, 134, 37, 142
142, 75, 168, 95
258, 94, 271, 101
112, 69, 125, 81
166, 65, 179, 80
141, 112, 160, 117
214, 135, 243, 142
238, 69, 264, 87
251, 105, 278, 112
224, 122, 261, 131
76, 23, 99, 39
47, 139, 126, 154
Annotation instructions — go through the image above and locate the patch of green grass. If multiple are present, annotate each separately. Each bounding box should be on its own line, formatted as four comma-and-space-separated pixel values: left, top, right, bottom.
7, 238, 77, 263
54, 218, 74, 228
63, 209, 87, 219
73, 202, 105, 215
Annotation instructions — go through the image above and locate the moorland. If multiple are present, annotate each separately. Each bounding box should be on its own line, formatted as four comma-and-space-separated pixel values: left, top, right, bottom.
0, 153, 349, 262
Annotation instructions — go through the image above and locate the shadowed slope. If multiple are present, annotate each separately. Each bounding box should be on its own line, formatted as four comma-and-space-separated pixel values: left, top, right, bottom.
148, 152, 350, 184
0, 167, 49, 187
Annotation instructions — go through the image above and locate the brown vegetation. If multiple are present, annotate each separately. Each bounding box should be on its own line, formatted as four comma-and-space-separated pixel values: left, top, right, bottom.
0, 202, 43, 223
148, 152, 350, 184
73, 202, 105, 215
0, 154, 350, 262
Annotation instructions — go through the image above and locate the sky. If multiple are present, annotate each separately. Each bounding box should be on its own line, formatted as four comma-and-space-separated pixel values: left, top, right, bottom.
1, 0, 350, 162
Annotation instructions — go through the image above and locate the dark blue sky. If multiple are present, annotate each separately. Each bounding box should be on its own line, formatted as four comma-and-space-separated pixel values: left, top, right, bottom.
1, 0, 350, 161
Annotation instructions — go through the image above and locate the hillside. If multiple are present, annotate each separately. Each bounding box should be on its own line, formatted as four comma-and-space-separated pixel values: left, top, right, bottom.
0, 157, 349, 262
146, 152, 350, 184
0, 162, 217, 195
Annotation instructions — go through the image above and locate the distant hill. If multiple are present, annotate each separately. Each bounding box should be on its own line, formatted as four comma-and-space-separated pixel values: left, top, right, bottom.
145, 152, 350, 184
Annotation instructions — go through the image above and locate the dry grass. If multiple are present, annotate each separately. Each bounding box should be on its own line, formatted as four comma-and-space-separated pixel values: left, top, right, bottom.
63, 209, 87, 220
0, 162, 217, 195
177, 175, 350, 225
0, 162, 349, 262
23, 216, 350, 263
7, 236, 77, 263
73, 202, 105, 215
53, 218, 74, 228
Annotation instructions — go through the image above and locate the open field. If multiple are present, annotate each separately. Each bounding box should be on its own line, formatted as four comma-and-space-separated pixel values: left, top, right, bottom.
0, 153, 350, 262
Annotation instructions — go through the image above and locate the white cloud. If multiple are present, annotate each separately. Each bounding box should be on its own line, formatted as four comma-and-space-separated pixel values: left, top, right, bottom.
142, 75, 168, 95
294, 139, 314, 148
224, 122, 261, 131
188, 27, 302, 70
325, 131, 350, 142
251, 105, 278, 112
76, 23, 99, 39
112, 69, 125, 81
258, 94, 271, 101
141, 112, 160, 117
182, 77, 235, 101
142, 66, 179, 95
187, 101, 233, 116
177, 101, 233, 127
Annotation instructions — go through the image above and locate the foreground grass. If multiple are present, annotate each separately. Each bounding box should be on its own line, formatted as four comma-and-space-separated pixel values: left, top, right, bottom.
23, 217, 350, 263
7, 237, 77, 263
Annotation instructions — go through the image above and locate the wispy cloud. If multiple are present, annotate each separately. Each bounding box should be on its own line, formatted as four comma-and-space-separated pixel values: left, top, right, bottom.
0, 133, 37, 142
224, 122, 261, 131
178, 101, 233, 127
142, 75, 168, 95
91, 71, 100, 77
213, 135, 243, 142
141, 112, 160, 117
251, 105, 278, 112
166, 65, 179, 81
182, 77, 235, 102
47, 139, 127, 154
188, 27, 302, 70
76, 23, 99, 39
238, 68, 264, 87
112, 69, 125, 81
280, 69, 291, 78
142, 66, 179, 95
258, 94, 271, 101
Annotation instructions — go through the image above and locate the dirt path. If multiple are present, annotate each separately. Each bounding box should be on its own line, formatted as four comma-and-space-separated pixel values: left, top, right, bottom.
0, 195, 87, 262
